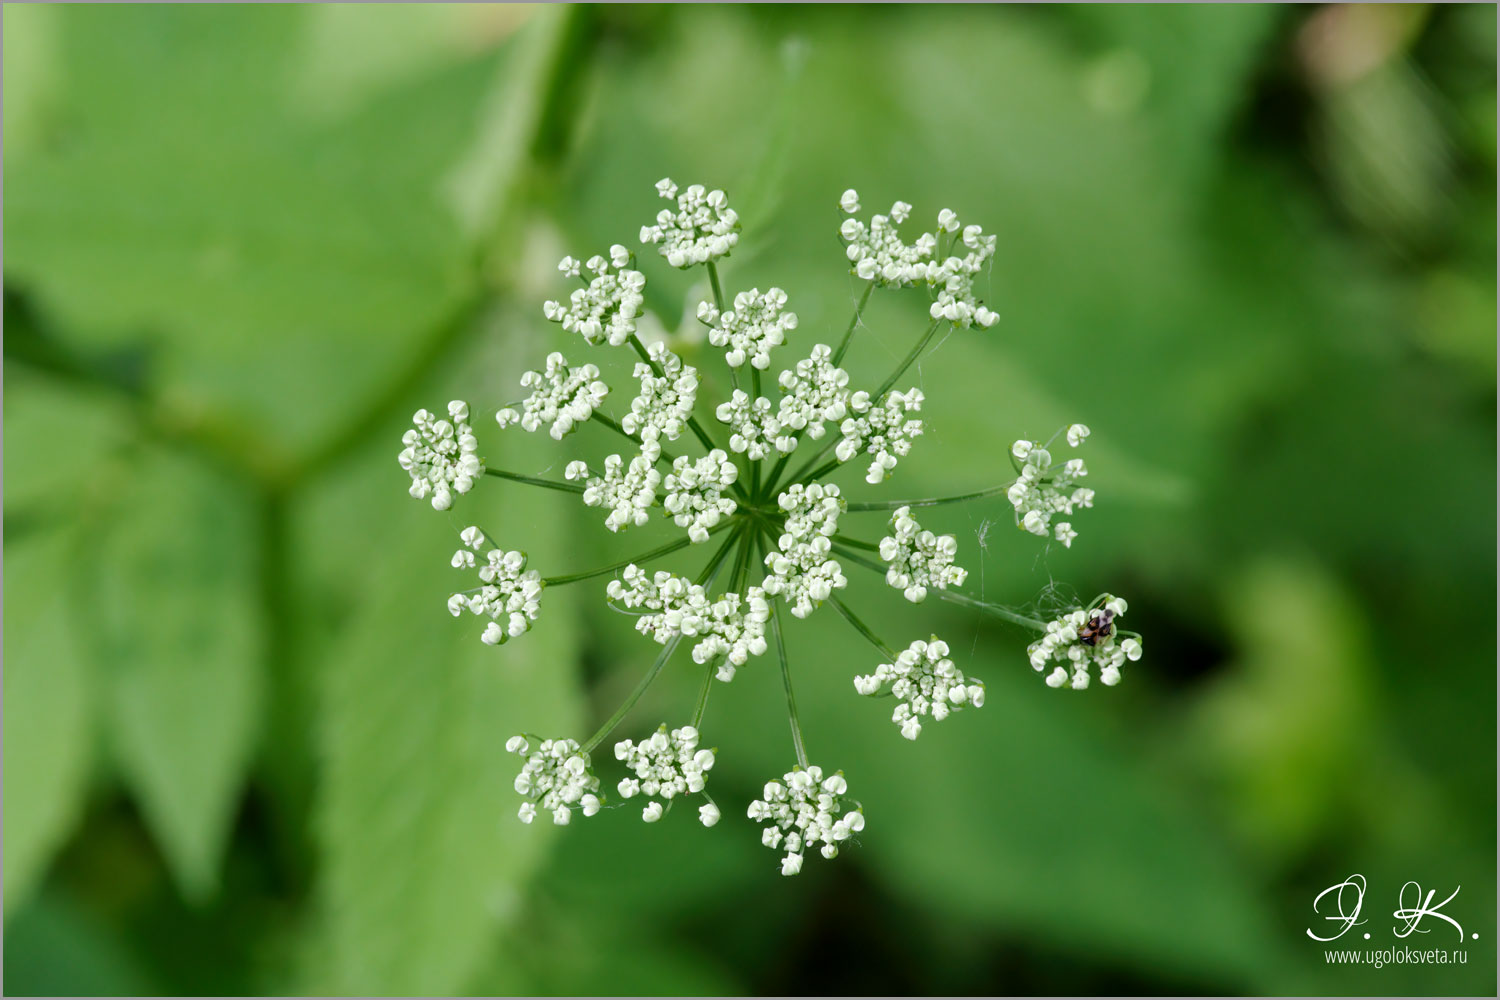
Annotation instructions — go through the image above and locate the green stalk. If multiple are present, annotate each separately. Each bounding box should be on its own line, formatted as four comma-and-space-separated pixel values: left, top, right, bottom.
873, 317, 943, 400
594, 411, 677, 466
936, 588, 1048, 631
707, 261, 727, 314
542, 525, 726, 587
483, 467, 584, 494
764, 538, 809, 769
829, 596, 900, 659
830, 283, 875, 367
581, 636, 681, 754
844, 480, 1017, 512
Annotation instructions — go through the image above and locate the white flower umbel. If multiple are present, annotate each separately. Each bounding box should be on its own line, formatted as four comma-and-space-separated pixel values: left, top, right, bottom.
1027, 595, 1140, 690
776, 344, 851, 442
878, 506, 968, 603
606, 566, 769, 674
715, 390, 794, 460
614, 724, 717, 821
838, 193, 999, 328
697, 286, 798, 370
663, 449, 740, 543
398, 401, 483, 511
542, 246, 647, 347
641, 179, 741, 268
853, 637, 984, 740
1008, 431, 1094, 545
837, 388, 924, 485
495, 352, 608, 440
622, 341, 699, 460
506, 735, 602, 825
762, 483, 847, 618
573, 453, 661, 532
747, 765, 864, 875
448, 529, 544, 646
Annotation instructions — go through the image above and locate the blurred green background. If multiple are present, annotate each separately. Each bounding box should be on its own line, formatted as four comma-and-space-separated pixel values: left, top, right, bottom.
4, 4, 1496, 996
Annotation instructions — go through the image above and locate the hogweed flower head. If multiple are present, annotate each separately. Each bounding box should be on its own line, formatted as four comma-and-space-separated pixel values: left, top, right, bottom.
495, 352, 609, 440
1008, 427, 1094, 546
399, 401, 482, 510
448, 528, 543, 645
1028, 595, 1140, 689
542, 246, 646, 347
401, 178, 1142, 875
854, 637, 984, 740
641, 179, 741, 268
614, 724, 717, 821
507, 736, 602, 825
748, 765, 864, 875
697, 286, 798, 370
878, 506, 967, 602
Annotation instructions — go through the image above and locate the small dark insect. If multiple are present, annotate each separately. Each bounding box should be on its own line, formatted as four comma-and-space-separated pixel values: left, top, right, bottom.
1077, 608, 1115, 646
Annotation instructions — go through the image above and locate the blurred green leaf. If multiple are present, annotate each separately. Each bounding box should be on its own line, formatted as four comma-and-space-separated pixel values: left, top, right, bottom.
3, 528, 96, 915
3, 888, 157, 996
3, 5, 508, 464
307, 417, 586, 996
2, 368, 131, 521
94, 448, 264, 902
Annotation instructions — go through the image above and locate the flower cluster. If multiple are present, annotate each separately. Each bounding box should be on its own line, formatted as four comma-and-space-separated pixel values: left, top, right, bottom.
399, 401, 483, 510
495, 352, 608, 440
614, 724, 717, 822
1008, 424, 1094, 546
838, 191, 999, 328
878, 506, 967, 602
641, 179, 740, 268
776, 344, 851, 441
506, 735, 602, 825
763, 483, 847, 618
748, 765, 865, 876
447, 527, 544, 646
715, 390, 793, 460
606, 566, 769, 677
402, 176, 1142, 880
697, 286, 798, 370
568, 454, 660, 532
542, 246, 646, 347
621, 341, 699, 460
663, 449, 740, 543
838, 388, 925, 485
854, 637, 984, 740
1027, 596, 1141, 689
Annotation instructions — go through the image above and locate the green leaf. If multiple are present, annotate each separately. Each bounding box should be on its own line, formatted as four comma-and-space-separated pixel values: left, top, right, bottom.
94, 447, 264, 902
307, 424, 585, 996
2, 528, 95, 914
2, 367, 131, 522
3, 5, 511, 464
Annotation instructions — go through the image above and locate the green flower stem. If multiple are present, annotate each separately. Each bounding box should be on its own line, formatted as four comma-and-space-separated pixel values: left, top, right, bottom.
689, 655, 716, 729
794, 456, 842, 487
764, 536, 809, 769
581, 635, 681, 754
829, 541, 884, 575
874, 316, 943, 400
936, 588, 1048, 631
831, 283, 875, 367
696, 524, 744, 587
831, 533, 881, 553
829, 539, 1050, 632
761, 453, 791, 498
483, 467, 584, 493
542, 526, 726, 587
829, 595, 900, 659
844, 480, 1018, 512
594, 411, 677, 466
707, 260, 727, 314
